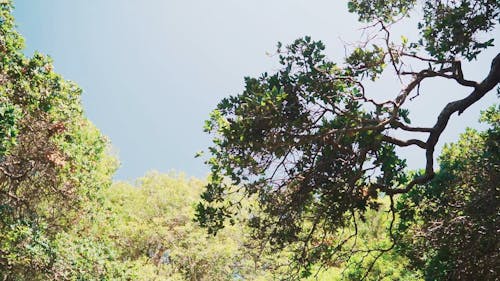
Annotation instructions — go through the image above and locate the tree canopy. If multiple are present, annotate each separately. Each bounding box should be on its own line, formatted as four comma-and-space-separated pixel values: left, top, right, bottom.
103, 172, 287, 281
1, 0, 499, 280
196, 0, 500, 278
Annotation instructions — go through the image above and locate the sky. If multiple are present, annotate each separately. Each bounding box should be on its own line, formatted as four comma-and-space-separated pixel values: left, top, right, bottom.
13, 1, 498, 180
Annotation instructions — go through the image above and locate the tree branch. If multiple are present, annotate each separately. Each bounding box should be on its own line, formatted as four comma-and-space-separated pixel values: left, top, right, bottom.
390, 120, 433, 133
385, 52, 500, 195
382, 135, 426, 149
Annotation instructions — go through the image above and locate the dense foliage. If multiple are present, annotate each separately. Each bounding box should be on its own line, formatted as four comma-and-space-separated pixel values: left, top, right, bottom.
349, 0, 499, 59
397, 106, 499, 280
103, 173, 285, 281
0, 1, 118, 279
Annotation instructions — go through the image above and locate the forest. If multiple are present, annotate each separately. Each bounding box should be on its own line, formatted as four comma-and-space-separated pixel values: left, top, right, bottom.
0, 0, 499, 280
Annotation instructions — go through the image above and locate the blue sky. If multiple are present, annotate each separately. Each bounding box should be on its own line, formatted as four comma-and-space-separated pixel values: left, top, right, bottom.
13, 1, 498, 180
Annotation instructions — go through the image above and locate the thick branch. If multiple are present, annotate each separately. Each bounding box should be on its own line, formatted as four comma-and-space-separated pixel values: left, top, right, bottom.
382, 135, 426, 149
386, 52, 500, 195
400, 53, 478, 87
401, 67, 478, 88
390, 120, 433, 133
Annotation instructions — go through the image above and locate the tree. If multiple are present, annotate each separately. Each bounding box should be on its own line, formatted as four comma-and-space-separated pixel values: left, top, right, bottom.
0, 2, 118, 279
196, 0, 500, 278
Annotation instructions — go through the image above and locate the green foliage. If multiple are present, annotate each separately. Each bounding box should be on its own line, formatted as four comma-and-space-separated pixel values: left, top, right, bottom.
0, 1, 119, 279
103, 172, 284, 281
197, 35, 409, 275
348, 0, 500, 60
397, 106, 499, 280
0, 102, 18, 157
50, 232, 134, 281
347, 0, 416, 22
345, 45, 386, 81
304, 199, 422, 281
419, 0, 499, 60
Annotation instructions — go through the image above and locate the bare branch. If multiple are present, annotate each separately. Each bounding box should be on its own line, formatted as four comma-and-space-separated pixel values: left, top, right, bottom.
390, 120, 433, 133
382, 135, 426, 149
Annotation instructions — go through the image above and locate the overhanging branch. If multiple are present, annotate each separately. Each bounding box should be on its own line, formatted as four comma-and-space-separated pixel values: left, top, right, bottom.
385, 52, 500, 195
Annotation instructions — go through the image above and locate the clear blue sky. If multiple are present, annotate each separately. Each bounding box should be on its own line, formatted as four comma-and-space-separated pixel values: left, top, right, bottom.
13, 1, 498, 180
